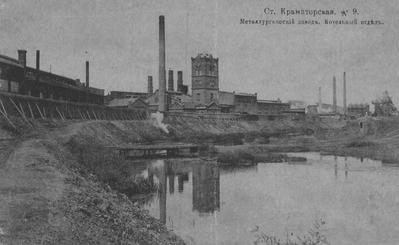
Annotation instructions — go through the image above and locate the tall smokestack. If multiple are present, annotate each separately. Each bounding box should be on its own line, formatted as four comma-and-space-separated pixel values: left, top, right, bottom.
86, 61, 89, 88
158, 16, 167, 112
177, 71, 183, 92
168, 69, 174, 91
17, 50, 27, 67
318, 86, 322, 113
148, 76, 153, 94
333, 75, 337, 113
36, 50, 40, 70
343, 72, 347, 114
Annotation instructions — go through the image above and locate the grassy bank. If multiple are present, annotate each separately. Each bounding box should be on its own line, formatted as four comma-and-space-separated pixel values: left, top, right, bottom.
2, 116, 399, 244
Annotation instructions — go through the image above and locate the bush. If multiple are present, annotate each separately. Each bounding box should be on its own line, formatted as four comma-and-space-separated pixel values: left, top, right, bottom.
66, 135, 158, 196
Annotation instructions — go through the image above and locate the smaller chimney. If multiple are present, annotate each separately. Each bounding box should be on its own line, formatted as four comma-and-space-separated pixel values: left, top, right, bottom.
85, 61, 89, 88
318, 86, 322, 113
17, 50, 27, 67
177, 71, 183, 92
36, 50, 40, 70
147, 76, 153, 94
333, 75, 337, 113
343, 72, 347, 114
168, 69, 174, 91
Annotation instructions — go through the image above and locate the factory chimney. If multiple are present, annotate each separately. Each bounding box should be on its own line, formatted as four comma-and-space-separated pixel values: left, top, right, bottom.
148, 76, 153, 94
36, 50, 40, 70
86, 61, 89, 88
343, 72, 347, 114
318, 87, 322, 113
168, 69, 174, 91
177, 71, 183, 92
17, 50, 27, 67
158, 15, 167, 112
333, 75, 337, 113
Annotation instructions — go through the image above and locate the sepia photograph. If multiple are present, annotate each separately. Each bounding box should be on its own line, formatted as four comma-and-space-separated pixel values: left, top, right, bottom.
0, 0, 398, 244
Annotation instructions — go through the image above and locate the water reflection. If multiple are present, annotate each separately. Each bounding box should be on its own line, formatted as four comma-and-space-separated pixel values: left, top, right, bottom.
192, 163, 220, 214
146, 159, 221, 224
140, 153, 399, 245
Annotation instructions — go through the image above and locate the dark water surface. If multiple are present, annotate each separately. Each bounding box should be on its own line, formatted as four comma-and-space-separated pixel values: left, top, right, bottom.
133, 153, 399, 245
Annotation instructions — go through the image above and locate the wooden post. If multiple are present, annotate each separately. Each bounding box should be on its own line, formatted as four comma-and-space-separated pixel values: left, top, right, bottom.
86, 111, 91, 120
9, 98, 30, 124
35, 103, 45, 119
0, 99, 16, 129
28, 102, 34, 119
55, 107, 65, 121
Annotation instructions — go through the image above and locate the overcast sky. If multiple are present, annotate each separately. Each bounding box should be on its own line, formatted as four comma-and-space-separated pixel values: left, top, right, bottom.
0, 0, 398, 106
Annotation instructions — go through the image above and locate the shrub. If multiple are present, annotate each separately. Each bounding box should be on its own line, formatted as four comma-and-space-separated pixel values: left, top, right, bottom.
66, 135, 158, 196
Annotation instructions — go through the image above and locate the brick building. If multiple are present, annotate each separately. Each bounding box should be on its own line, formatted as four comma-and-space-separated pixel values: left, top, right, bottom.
257, 100, 290, 115
191, 53, 219, 105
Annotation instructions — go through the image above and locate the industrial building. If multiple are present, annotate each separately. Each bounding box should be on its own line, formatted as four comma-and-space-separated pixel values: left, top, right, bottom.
372, 91, 398, 117
347, 104, 370, 117
0, 50, 104, 105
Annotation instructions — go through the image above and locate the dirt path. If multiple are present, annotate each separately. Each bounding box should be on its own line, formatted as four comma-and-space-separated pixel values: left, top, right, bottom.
0, 120, 186, 245
0, 138, 67, 244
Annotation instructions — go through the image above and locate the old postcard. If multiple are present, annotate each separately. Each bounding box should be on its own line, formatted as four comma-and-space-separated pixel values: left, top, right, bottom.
0, 0, 397, 244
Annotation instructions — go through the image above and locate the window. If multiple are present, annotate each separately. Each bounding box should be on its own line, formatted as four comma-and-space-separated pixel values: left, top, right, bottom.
210, 93, 214, 100
197, 93, 200, 101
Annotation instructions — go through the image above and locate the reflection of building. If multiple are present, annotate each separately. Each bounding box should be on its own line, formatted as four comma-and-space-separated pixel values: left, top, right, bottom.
178, 173, 189, 193
192, 163, 220, 214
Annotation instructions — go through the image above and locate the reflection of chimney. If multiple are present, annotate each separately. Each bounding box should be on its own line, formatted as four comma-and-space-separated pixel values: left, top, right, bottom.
158, 16, 167, 112
147, 76, 153, 94
168, 174, 175, 194
36, 50, 40, 70
17, 50, 27, 67
333, 75, 337, 113
177, 71, 183, 92
159, 165, 167, 225
343, 72, 347, 114
86, 61, 89, 88
178, 175, 184, 193
168, 69, 174, 91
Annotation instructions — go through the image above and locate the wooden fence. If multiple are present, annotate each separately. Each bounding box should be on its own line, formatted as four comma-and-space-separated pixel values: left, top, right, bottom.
0, 92, 148, 128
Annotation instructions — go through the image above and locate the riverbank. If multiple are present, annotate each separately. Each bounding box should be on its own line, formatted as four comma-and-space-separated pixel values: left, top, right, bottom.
0, 117, 316, 244
0, 116, 398, 244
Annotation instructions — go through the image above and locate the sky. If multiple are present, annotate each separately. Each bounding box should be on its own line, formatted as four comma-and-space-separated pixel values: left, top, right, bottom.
0, 0, 398, 106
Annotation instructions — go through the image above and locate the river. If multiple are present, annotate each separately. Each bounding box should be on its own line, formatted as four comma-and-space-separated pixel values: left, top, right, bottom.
132, 153, 399, 245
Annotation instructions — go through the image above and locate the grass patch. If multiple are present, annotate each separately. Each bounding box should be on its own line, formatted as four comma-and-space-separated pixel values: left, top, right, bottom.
253, 218, 328, 245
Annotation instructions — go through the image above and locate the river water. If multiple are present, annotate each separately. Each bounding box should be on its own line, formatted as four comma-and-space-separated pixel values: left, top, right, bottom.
133, 153, 399, 245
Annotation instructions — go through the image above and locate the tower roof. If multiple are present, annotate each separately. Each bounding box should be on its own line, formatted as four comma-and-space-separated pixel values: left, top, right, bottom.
193, 53, 217, 59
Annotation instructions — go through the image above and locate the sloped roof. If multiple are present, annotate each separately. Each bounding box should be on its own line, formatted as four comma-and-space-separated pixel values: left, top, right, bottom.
108, 97, 146, 107
0, 54, 24, 68
235, 92, 257, 97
